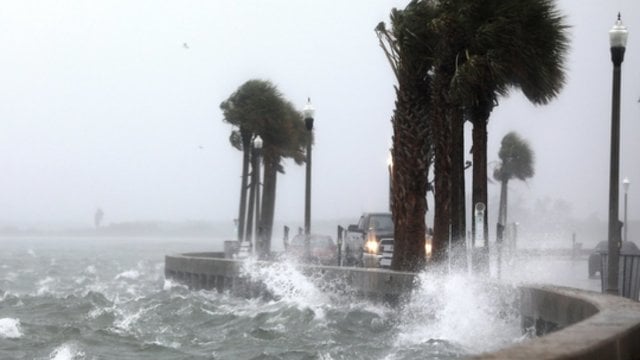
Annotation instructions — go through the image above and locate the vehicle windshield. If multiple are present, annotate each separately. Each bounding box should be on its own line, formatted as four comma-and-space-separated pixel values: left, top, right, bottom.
369, 215, 393, 231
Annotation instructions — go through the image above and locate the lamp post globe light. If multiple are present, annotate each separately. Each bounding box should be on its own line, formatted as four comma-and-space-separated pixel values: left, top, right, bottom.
606, 13, 628, 296
624, 177, 630, 243
303, 98, 315, 260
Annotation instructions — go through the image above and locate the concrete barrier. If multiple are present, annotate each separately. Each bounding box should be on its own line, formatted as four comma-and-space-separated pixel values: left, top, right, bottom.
165, 253, 640, 360
165, 252, 416, 303
476, 285, 640, 360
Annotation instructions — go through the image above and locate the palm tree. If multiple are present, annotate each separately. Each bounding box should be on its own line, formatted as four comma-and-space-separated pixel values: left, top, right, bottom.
259, 102, 308, 255
494, 132, 534, 229
494, 131, 534, 276
376, 0, 567, 271
221, 80, 308, 255
440, 0, 568, 252
376, 0, 438, 271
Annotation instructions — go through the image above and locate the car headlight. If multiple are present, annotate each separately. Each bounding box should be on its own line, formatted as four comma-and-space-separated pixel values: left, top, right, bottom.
365, 239, 379, 254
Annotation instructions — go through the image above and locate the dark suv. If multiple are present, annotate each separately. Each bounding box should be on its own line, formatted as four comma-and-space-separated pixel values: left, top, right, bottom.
344, 213, 394, 267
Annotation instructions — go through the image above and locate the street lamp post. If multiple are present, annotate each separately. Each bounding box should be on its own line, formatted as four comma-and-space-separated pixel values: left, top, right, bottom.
624, 177, 630, 243
606, 13, 628, 296
245, 135, 263, 256
303, 98, 315, 260
387, 151, 393, 212
253, 135, 263, 257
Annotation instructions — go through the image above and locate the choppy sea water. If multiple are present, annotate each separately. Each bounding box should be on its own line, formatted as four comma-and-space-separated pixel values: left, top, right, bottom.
0, 236, 523, 359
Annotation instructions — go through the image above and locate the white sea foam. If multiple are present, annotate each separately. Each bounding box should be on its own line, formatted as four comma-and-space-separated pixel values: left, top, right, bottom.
241, 257, 328, 308
113, 303, 159, 334
49, 343, 85, 360
163, 278, 186, 291
0, 318, 22, 338
37, 276, 56, 295
395, 269, 519, 354
115, 270, 140, 280
113, 308, 143, 333
149, 338, 181, 349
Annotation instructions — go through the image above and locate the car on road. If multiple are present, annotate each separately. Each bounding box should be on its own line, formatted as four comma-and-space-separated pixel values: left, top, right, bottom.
345, 213, 394, 268
287, 234, 338, 265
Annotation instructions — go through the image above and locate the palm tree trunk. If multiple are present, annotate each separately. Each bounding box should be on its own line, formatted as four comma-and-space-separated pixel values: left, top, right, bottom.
390, 83, 428, 272
497, 177, 508, 277
431, 72, 452, 265
260, 153, 278, 257
498, 178, 508, 227
237, 129, 251, 242
450, 107, 466, 269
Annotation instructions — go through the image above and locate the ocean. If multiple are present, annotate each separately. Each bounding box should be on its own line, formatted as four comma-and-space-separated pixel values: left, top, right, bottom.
0, 236, 523, 359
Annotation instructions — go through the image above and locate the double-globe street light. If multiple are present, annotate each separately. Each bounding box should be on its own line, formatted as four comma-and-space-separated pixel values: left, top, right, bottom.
303, 99, 315, 260
606, 13, 628, 296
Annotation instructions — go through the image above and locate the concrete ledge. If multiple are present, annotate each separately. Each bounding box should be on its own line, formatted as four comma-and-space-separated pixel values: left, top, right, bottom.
165, 253, 415, 303
165, 253, 640, 359
476, 285, 640, 360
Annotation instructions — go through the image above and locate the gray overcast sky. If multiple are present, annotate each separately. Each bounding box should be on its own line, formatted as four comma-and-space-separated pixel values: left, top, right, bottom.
0, 0, 638, 228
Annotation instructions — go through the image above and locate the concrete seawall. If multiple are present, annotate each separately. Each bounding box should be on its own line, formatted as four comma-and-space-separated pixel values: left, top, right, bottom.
165, 252, 416, 303
165, 252, 640, 359
478, 285, 640, 359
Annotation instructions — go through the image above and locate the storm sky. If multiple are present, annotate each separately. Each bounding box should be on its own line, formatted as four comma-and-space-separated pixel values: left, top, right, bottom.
0, 0, 638, 228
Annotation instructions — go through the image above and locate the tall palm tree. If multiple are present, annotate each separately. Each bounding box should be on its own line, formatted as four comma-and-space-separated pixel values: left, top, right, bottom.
376, 0, 438, 271
259, 102, 308, 255
441, 0, 568, 252
221, 80, 308, 255
493, 131, 534, 276
494, 132, 534, 231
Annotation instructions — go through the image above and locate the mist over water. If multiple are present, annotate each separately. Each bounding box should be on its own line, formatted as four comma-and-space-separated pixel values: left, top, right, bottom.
0, 236, 599, 359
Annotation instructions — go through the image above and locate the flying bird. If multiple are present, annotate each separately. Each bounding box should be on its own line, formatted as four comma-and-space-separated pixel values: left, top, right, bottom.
183, 42, 189, 49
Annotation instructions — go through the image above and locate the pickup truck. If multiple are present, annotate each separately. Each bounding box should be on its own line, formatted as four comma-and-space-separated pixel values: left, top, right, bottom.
344, 212, 394, 268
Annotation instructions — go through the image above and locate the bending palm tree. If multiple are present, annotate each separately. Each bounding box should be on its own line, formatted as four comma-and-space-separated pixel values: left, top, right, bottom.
221, 80, 308, 256
376, 0, 438, 271
441, 0, 568, 252
494, 131, 534, 277
494, 132, 534, 233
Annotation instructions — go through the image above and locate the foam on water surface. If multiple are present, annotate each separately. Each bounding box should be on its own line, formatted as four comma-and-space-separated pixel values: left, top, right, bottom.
115, 269, 141, 280
49, 343, 85, 360
395, 269, 520, 354
240, 257, 329, 307
0, 318, 22, 339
